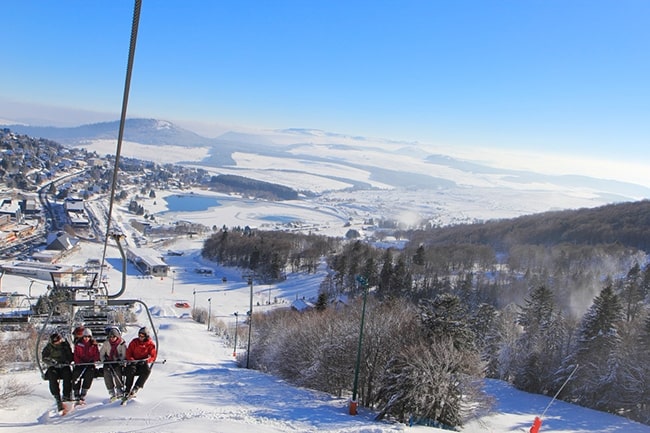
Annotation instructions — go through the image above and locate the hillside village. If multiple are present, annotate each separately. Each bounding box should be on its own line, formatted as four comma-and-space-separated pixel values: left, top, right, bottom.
1, 128, 210, 259
0, 128, 361, 313
0, 130, 205, 313
1, 127, 383, 270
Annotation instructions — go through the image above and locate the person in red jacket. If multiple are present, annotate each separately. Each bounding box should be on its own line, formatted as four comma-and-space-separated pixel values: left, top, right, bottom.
124, 326, 157, 398
72, 328, 100, 402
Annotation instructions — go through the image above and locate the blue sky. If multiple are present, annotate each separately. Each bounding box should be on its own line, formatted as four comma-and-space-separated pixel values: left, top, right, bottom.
1, 1, 649, 184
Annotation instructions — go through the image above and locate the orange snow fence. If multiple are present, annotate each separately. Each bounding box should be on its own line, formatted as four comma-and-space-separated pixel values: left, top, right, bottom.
529, 416, 543, 433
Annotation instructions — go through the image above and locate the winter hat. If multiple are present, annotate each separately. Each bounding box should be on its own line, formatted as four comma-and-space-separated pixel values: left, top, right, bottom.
82, 328, 93, 337
74, 325, 85, 336
138, 326, 150, 337
50, 332, 62, 343
108, 327, 121, 338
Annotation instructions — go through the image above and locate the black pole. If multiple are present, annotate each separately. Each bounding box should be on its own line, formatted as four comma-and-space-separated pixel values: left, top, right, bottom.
349, 276, 368, 415
246, 277, 253, 368
233, 312, 238, 357
207, 298, 211, 331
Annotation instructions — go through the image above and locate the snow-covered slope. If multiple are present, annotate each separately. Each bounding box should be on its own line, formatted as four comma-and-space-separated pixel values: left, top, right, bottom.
1, 238, 649, 433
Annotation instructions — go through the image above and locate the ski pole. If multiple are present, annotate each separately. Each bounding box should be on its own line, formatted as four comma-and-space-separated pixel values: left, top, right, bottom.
107, 364, 126, 391
73, 367, 87, 387
119, 359, 167, 366
128, 359, 166, 365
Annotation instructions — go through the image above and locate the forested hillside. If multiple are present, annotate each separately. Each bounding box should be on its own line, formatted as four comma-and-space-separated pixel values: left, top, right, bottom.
402, 199, 650, 251
202, 199, 650, 427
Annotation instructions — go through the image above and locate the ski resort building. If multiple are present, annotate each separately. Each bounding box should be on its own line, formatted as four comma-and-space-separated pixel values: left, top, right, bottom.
126, 247, 169, 277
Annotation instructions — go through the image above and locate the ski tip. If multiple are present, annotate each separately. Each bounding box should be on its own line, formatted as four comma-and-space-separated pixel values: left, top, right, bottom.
120, 396, 138, 405
57, 407, 70, 416
58, 401, 74, 416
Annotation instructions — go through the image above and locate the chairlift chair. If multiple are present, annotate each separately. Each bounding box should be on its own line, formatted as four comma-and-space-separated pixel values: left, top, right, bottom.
35, 235, 158, 379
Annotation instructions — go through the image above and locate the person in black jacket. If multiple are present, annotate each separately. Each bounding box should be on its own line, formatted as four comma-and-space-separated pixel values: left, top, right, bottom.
41, 332, 73, 411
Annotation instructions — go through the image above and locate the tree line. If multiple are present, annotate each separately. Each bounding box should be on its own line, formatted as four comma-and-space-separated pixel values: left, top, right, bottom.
209, 174, 299, 200
201, 199, 650, 427
202, 226, 335, 280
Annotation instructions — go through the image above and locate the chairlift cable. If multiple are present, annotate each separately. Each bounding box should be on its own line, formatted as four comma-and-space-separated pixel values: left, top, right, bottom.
36, 1, 162, 380
99, 0, 142, 283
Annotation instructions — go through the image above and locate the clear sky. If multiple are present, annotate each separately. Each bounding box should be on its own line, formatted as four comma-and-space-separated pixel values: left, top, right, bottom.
1, 1, 649, 185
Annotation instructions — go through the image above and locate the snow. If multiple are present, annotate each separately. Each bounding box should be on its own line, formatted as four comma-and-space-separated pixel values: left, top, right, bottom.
73, 128, 645, 237
1, 236, 649, 433
85, 139, 211, 164
1, 132, 648, 431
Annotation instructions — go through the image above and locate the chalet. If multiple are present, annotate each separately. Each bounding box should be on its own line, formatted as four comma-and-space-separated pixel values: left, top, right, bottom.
46, 231, 80, 251
127, 247, 169, 277
32, 231, 80, 263
290, 298, 314, 312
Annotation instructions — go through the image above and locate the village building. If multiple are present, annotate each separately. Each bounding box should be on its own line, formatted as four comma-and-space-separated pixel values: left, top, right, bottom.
127, 247, 169, 277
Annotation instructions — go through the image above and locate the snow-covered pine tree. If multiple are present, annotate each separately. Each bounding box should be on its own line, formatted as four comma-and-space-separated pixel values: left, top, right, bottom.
512, 285, 568, 395
619, 263, 645, 322
417, 292, 476, 351
377, 249, 393, 299
559, 284, 624, 411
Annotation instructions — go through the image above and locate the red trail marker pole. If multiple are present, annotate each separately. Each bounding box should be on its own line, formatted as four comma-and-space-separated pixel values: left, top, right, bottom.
528, 364, 579, 433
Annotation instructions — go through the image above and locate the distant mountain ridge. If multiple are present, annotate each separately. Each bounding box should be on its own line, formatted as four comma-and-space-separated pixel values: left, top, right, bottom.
5, 118, 214, 147
6, 118, 650, 225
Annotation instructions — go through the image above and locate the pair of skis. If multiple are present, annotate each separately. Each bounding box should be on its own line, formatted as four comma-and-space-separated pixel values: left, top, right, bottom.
57, 399, 85, 416
120, 393, 136, 405
56, 393, 135, 417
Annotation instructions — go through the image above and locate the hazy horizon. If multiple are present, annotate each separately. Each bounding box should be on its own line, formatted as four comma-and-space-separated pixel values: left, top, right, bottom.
1, 2, 649, 188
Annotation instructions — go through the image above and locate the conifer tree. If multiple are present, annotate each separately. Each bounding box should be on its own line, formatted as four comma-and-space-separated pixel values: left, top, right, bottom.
418, 293, 475, 351
314, 292, 328, 312
513, 286, 567, 394
377, 249, 394, 299
620, 263, 644, 322
412, 244, 426, 266
561, 284, 624, 411
470, 303, 501, 378
390, 256, 412, 298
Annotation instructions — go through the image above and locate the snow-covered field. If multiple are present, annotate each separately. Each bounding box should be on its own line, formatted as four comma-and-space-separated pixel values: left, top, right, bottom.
1, 236, 649, 433
75, 123, 648, 236
1, 136, 648, 431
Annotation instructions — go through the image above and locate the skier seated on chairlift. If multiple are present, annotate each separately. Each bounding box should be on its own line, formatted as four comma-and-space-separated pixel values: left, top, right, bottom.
123, 326, 157, 398
42, 332, 73, 412
100, 326, 127, 401
71, 328, 100, 402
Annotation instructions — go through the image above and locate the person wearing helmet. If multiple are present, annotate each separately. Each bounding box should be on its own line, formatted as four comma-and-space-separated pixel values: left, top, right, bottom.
123, 326, 157, 399
41, 332, 73, 412
99, 327, 127, 401
71, 327, 100, 402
